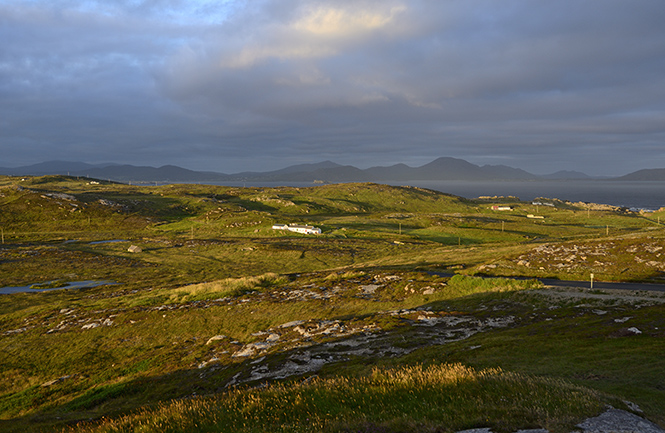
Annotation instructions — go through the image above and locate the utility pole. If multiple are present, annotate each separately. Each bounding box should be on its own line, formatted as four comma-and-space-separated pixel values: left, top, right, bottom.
399, 223, 401, 235
590, 273, 594, 289
1, 228, 4, 244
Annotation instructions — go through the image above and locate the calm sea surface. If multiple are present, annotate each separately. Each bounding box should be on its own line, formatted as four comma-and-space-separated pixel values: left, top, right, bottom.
206, 180, 665, 211
393, 180, 665, 211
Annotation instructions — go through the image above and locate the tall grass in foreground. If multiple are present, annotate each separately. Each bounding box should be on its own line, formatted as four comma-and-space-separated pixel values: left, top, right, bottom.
65, 364, 606, 433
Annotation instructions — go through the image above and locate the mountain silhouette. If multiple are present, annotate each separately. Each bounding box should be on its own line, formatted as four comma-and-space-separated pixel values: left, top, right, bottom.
2, 158, 659, 183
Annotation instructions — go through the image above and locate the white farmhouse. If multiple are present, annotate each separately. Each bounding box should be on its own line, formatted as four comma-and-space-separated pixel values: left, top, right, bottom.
272, 223, 321, 235
287, 224, 322, 235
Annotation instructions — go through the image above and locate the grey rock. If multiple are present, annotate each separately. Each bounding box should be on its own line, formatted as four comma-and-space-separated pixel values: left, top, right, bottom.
232, 342, 273, 358
232, 345, 256, 358
44, 193, 76, 201
197, 357, 220, 369
450, 409, 664, 433
206, 335, 227, 345
128, 245, 142, 253
41, 375, 72, 387
624, 401, 644, 414
577, 408, 664, 433
422, 286, 436, 295
359, 284, 381, 295
279, 320, 305, 328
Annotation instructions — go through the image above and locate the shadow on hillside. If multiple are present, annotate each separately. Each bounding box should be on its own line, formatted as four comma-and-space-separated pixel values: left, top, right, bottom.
7, 267, 665, 432
3, 291, 524, 432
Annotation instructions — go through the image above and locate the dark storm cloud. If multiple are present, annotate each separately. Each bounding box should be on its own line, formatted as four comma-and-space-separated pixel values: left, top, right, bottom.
1, 0, 664, 174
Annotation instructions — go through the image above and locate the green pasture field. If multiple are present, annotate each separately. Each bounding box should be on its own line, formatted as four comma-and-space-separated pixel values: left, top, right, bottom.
1, 176, 664, 432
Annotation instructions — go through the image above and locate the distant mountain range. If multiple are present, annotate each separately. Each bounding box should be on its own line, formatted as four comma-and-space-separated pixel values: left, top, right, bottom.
0, 157, 661, 183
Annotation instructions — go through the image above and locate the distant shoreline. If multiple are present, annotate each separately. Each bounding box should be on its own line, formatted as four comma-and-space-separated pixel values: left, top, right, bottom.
119, 179, 665, 211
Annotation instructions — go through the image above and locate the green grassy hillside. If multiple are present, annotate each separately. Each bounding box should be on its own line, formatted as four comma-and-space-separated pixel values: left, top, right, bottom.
1, 176, 664, 432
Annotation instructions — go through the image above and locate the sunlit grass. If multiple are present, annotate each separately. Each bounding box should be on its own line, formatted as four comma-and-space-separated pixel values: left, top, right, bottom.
64, 364, 607, 433
445, 275, 542, 297
169, 273, 288, 302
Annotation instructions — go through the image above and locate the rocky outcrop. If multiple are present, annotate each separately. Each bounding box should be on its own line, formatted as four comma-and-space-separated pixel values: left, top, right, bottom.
454, 408, 664, 433
577, 408, 664, 433
510, 240, 665, 275
199, 309, 517, 388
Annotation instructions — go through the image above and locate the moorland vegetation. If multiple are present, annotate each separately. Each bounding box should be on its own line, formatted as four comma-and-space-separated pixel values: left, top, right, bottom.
1, 175, 664, 432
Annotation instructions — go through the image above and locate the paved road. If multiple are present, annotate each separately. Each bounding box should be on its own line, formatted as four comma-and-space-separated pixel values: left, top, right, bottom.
539, 278, 665, 293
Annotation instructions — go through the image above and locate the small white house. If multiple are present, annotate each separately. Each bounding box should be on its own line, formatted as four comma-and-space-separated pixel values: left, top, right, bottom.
272, 223, 321, 235
287, 224, 322, 235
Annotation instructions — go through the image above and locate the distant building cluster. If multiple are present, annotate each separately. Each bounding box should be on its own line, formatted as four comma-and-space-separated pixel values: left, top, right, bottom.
532, 201, 555, 207
272, 223, 322, 235
478, 195, 519, 200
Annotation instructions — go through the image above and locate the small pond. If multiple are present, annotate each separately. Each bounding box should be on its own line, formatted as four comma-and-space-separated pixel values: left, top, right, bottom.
0, 280, 118, 295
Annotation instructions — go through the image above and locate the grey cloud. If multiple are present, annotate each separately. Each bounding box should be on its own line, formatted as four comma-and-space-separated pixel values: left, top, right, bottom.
1, 0, 665, 174
159, 1, 665, 117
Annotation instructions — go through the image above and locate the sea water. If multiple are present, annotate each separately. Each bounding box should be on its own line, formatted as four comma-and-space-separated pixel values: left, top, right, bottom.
393, 180, 665, 211
0, 280, 117, 295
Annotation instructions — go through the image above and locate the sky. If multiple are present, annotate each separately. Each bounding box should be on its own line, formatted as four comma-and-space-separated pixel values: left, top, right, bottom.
1, 0, 665, 176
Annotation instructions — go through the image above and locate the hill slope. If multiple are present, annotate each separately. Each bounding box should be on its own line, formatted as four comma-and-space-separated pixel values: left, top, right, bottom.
615, 168, 665, 181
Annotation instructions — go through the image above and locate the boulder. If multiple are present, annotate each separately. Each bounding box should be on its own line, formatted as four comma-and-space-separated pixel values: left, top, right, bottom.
577, 408, 664, 433
206, 335, 227, 345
